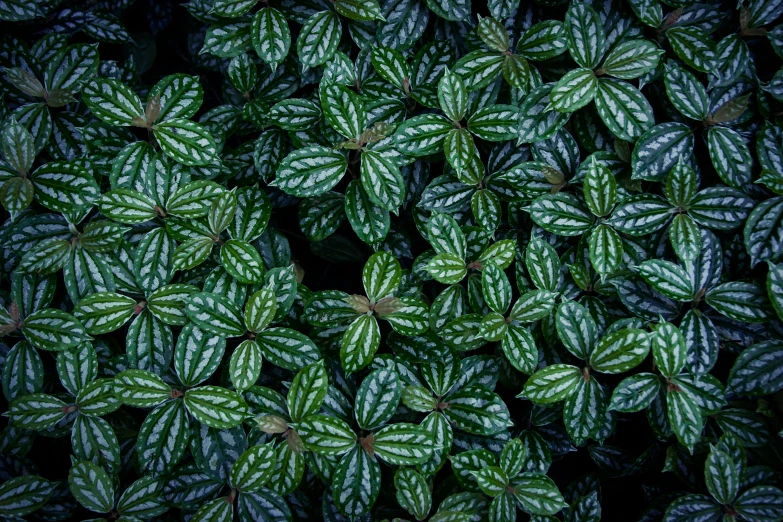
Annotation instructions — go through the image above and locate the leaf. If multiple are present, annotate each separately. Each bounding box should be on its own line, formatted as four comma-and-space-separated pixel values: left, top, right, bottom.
608, 194, 673, 235
288, 361, 329, 423
184, 386, 249, 429
550, 68, 597, 113
467, 104, 518, 141
137, 400, 190, 474
744, 197, 783, 267
599, 39, 662, 79
556, 301, 598, 361
664, 61, 709, 121
564, 3, 606, 69
296, 414, 356, 455
297, 11, 342, 67
564, 374, 607, 446
73, 292, 136, 335
230, 444, 276, 493
395, 468, 431, 521
185, 292, 245, 337
707, 127, 752, 188
442, 386, 512, 435
275, 146, 347, 198
584, 157, 617, 217
705, 447, 739, 505
609, 373, 660, 412
362, 251, 401, 302
511, 473, 569, 515
361, 150, 405, 211
726, 341, 783, 397
9, 393, 67, 430
521, 364, 582, 404
345, 179, 390, 244
452, 51, 505, 92
82, 78, 144, 126
68, 460, 114, 513
340, 314, 380, 374
594, 78, 654, 142
229, 340, 263, 393
394, 113, 454, 156
667, 388, 703, 452
705, 282, 773, 323
439, 68, 468, 123
114, 369, 172, 408
251, 8, 291, 67
663, 494, 721, 522
529, 193, 595, 236
221, 240, 265, 284
589, 224, 623, 279
631, 123, 694, 181
517, 20, 567, 61
667, 27, 715, 73
635, 260, 693, 301
0, 475, 54, 517
335, 0, 383, 20
322, 85, 366, 140
153, 119, 218, 167
21, 309, 90, 350
650, 322, 687, 378
331, 444, 380, 518
371, 46, 410, 90
148, 74, 204, 122
734, 486, 783, 522
589, 329, 650, 374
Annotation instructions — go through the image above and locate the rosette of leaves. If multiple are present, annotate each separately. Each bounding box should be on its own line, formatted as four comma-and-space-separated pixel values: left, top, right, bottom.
294, 365, 436, 518
304, 251, 429, 373
664, 435, 783, 522
453, 438, 568, 520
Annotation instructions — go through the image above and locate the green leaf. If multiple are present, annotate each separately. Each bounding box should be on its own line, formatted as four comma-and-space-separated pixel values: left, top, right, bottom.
564, 373, 607, 446
635, 259, 693, 301
589, 224, 623, 279
335, 0, 383, 21
474, 466, 508, 497
664, 61, 709, 121
594, 78, 654, 142
296, 414, 356, 455
82, 78, 144, 126
651, 322, 687, 378
584, 157, 617, 217
726, 341, 783, 397
608, 194, 673, 236
371, 46, 410, 90
345, 179, 390, 244
201, 21, 252, 58
395, 468, 432, 521
0, 475, 54, 517
363, 251, 401, 302
439, 68, 468, 123
332, 444, 380, 518
442, 385, 511, 435
288, 361, 329, 423
322, 85, 366, 139
445, 129, 475, 176
73, 291, 136, 335
0, 176, 34, 211
631, 123, 694, 181
452, 51, 505, 92
184, 386, 249, 429
137, 400, 190, 474
564, 3, 606, 69
153, 119, 218, 167
734, 486, 783, 521
373, 422, 434, 465
705, 282, 773, 323
251, 8, 291, 67
517, 20, 567, 61
148, 74, 204, 122
467, 104, 518, 141
230, 444, 276, 493
275, 146, 347, 198
297, 11, 342, 67
508, 289, 556, 322
549, 68, 597, 113
556, 301, 597, 360
229, 340, 263, 393
185, 292, 246, 337
609, 373, 660, 412
256, 327, 322, 371
2, 119, 36, 175
664, 494, 721, 521
707, 127, 752, 188
114, 369, 172, 408
521, 364, 582, 405
221, 240, 265, 284
705, 447, 739, 505
667, 27, 715, 73
68, 460, 114, 513
341, 314, 380, 374
9, 393, 67, 430
599, 39, 662, 79
21, 308, 90, 350
667, 388, 703, 452
361, 150, 405, 211
394, 113, 454, 156
529, 193, 595, 237
511, 473, 568, 515
589, 329, 650, 374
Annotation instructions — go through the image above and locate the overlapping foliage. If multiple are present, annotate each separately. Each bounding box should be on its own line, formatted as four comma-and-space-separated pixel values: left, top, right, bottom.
1, 0, 783, 520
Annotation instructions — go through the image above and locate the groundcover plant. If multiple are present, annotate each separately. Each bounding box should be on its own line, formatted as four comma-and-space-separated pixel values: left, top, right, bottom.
1, 0, 783, 520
